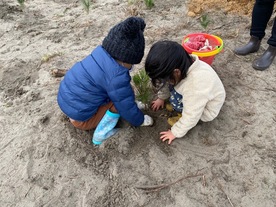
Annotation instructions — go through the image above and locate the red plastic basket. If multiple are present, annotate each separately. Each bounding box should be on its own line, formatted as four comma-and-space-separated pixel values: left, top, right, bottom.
182, 33, 224, 65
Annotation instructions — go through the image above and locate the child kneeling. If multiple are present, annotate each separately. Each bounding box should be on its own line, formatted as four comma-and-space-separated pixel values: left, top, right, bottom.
145, 40, 226, 144
57, 17, 153, 145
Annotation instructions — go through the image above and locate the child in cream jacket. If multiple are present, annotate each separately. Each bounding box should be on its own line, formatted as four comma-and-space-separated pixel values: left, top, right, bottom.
145, 40, 226, 144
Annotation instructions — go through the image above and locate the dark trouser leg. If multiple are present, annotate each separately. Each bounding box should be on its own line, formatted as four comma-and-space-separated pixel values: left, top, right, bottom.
250, 0, 275, 40
252, 0, 276, 70
267, 17, 276, 46
233, 0, 275, 55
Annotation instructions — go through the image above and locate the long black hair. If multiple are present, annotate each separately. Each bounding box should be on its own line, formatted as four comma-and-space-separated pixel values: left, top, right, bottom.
145, 40, 193, 87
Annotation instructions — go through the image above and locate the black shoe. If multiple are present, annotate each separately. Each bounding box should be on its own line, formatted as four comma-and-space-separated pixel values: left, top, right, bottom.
252, 45, 276, 71
234, 36, 261, 56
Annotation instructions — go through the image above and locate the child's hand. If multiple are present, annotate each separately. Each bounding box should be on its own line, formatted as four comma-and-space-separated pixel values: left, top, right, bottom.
160, 130, 176, 145
151, 98, 164, 111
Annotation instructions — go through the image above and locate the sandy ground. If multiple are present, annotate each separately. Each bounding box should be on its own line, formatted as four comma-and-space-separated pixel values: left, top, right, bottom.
1, 0, 276, 206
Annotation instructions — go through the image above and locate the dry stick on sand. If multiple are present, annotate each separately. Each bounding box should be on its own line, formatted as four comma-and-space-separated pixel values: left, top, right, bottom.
135, 172, 204, 193
238, 82, 275, 93
50, 69, 67, 77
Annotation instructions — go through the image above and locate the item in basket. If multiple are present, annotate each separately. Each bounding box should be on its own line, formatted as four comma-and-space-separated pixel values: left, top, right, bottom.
194, 35, 206, 42
185, 34, 212, 51
185, 41, 205, 50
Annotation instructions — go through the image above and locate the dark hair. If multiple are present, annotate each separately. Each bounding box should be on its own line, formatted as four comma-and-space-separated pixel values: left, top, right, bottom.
145, 40, 193, 87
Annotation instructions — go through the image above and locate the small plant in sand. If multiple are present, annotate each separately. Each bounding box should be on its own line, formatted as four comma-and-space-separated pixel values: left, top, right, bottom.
132, 69, 153, 108
144, 0, 154, 9
17, 0, 25, 9
41, 51, 63, 63
81, 0, 91, 14
199, 14, 210, 30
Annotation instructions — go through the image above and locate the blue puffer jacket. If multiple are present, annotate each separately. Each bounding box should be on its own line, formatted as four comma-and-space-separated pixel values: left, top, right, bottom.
57, 46, 144, 126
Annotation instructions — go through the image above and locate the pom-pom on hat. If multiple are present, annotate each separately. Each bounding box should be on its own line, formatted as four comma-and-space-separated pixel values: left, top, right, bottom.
102, 17, 146, 64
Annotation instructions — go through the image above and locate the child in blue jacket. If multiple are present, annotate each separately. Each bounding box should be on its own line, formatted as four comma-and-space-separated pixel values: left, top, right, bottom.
57, 17, 153, 145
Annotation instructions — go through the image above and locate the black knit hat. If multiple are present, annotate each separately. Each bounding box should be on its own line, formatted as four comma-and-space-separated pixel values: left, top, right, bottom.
102, 17, 146, 64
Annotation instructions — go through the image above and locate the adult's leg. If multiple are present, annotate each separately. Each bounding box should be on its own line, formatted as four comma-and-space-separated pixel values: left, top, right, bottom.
252, 43, 276, 70
267, 16, 276, 46
252, 1, 276, 70
250, 0, 275, 39
234, 0, 275, 56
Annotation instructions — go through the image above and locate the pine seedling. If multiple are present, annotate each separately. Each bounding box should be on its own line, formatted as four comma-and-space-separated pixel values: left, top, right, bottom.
200, 14, 210, 30
81, 0, 91, 14
144, 0, 154, 9
132, 69, 153, 106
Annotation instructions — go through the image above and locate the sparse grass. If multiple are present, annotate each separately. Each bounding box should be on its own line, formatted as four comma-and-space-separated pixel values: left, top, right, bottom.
81, 0, 91, 14
144, 0, 154, 9
132, 69, 153, 106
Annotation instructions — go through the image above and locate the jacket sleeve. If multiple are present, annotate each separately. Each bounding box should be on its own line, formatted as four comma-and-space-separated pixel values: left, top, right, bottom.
157, 83, 171, 100
107, 72, 144, 126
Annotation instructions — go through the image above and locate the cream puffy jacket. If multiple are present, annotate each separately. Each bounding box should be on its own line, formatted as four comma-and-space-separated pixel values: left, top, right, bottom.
158, 55, 226, 138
